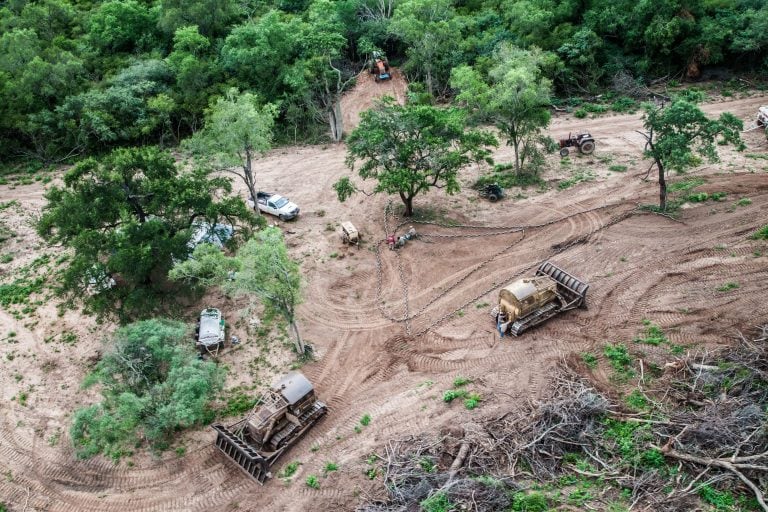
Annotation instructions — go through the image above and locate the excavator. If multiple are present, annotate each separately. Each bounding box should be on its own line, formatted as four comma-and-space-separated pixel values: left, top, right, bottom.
370, 52, 391, 82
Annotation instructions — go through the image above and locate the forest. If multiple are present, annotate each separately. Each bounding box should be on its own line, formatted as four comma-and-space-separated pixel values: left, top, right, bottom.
1, 0, 767, 162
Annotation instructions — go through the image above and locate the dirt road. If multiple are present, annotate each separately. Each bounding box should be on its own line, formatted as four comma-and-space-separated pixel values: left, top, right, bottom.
0, 95, 767, 511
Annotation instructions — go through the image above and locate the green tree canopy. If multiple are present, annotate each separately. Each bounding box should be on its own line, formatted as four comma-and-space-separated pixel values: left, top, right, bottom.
451, 44, 552, 175
184, 88, 277, 213
337, 98, 496, 216
170, 227, 306, 354
37, 146, 254, 320
71, 319, 225, 460
639, 100, 743, 210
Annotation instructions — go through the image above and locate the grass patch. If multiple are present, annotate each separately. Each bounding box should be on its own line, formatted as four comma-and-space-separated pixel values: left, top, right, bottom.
280, 461, 301, 478
421, 491, 454, 512
749, 225, 768, 240
360, 413, 371, 426
305, 474, 320, 489
604, 343, 634, 381
634, 319, 667, 346
475, 168, 544, 190
668, 177, 705, 193
716, 282, 739, 292
581, 352, 598, 369
452, 376, 472, 387
558, 171, 595, 190
735, 198, 752, 207
511, 491, 549, 511
608, 164, 627, 172
323, 462, 338, 474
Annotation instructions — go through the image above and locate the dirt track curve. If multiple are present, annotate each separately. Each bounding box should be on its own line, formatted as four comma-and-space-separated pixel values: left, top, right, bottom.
1, 95, 767, 511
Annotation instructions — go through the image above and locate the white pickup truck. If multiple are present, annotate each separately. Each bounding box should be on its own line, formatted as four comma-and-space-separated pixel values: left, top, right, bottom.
247, 192, 300, 221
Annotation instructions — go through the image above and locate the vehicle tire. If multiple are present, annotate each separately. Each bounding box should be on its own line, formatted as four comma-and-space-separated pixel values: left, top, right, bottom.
279, 214, 287, 221
559, 147, 569, 157
579, 141, 595, 154
487, 193, 499, 202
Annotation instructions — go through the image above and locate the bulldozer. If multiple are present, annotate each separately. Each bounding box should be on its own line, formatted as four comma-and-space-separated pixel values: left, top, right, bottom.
370, 52, 391, 82
212, 371, 327, 483
492, 262, 589, 336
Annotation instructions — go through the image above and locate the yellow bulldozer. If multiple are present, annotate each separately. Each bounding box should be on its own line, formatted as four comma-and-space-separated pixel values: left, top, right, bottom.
212, 371, 327, 483
492, 261, 589, 336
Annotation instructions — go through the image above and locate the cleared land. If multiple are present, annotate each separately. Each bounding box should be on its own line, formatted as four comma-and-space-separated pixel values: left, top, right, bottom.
0, 90, 767, 511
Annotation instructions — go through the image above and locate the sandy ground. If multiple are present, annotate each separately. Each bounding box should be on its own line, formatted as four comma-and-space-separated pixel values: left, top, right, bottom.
0, 82, 767, 511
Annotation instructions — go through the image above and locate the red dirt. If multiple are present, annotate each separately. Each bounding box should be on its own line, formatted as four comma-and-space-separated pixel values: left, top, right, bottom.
0, 95, 767, 511
340, 68, 408, 135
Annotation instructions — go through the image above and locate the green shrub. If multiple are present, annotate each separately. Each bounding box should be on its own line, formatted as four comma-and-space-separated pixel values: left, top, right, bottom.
698, 484, 734, 510
360, 413, 371, 426
280, 461, 300, 478
716, 282, 739, 292
324, 462, 338, 474
750, 225, 768, 240
512, 491, 548, 511
581, 352, 598, 368
736, 198, 751, 206
610, 97, 639, 113
443, 389, 467, 403
452, 376, 472, 387
306, 474, 320, 489
624, 390, 648, 410
421, 491, 453, 512
574, 108, 588, 119
464, 393, 482, 410
609, 164, 627, 172
634, 320, 667, 346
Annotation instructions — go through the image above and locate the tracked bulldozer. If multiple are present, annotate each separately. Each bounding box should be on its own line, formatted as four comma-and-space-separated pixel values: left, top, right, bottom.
492, 262, 589, 336
212, 371, 327, 483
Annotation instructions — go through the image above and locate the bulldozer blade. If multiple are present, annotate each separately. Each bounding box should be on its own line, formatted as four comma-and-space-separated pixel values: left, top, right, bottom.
536, 261, 589, 309
212, 424, 271, 483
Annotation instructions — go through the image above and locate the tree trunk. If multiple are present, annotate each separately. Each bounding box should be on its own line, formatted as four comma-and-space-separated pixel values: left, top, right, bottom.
290, 320, 305, 355
658, 160, 667, 210
244, 150, 261, 216
328, 101, 343, 142
402, 195, 414, 217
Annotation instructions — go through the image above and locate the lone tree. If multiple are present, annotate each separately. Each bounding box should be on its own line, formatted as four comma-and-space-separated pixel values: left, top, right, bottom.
71, 319, 225, 460
184, 88, 277, 212
638, 100, 743, 210
37, 146, 253, 319
450, 44, 552, 175
335, 98, 496, 216
170, 227, 306, 355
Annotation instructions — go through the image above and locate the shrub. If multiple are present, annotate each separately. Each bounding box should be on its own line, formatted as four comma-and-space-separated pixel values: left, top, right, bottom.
421, 491, 453, 512
512, 491, 548, 511
360, 413, 371, 426
750, 225, 768, 240
306, 474, 320, 489
452, 376, 472, 387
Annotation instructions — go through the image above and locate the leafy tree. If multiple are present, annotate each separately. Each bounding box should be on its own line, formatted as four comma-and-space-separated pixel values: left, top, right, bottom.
157, 0, 238, 38
37, 146, 253, 320
451, 44, 552, 175
337, 98, 496, 216
184, 88, 277, 215
389, 0, 464, 96
87, 0, 157, 53
638, 100, 743, 210
71, 319, 225, 459
171, 227, 306, 354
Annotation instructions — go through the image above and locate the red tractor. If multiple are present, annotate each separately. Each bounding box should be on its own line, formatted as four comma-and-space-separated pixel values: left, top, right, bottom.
558, 132, 596, 157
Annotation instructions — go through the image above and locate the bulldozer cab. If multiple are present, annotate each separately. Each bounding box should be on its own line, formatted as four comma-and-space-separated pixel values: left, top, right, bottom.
499, 276, 558, 321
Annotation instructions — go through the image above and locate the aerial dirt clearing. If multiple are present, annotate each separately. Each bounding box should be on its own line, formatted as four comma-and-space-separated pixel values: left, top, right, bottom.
0, 93, 767, 511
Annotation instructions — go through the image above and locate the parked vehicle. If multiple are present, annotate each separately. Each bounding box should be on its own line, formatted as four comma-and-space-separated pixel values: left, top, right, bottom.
558, 132, 596, 157
492, 262, 589, 336
196, 308, 226, 353
212, 371, 327, 483
478, 183, 504, 202
247, 192, 300, 221
340, 221, 360, 246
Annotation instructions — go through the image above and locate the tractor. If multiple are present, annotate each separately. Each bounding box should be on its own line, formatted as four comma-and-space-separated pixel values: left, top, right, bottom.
478, 183, 504, 202
370, 52, 391, 82
559, 133, 596, 157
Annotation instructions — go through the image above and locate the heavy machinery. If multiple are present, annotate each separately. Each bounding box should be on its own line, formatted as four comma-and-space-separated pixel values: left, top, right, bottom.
492, 262, 589, 336
212, 371, 327, 483
340, 221, 360, 246
478, 183, 504, 202
370, 52, 391, 82
558, 132, 596, 157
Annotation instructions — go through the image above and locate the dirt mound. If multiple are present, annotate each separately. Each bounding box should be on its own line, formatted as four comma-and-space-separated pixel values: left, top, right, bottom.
340, 68, 408, 134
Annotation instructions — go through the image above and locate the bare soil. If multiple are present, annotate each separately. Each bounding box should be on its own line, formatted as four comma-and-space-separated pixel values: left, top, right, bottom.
1, 93, 767, 511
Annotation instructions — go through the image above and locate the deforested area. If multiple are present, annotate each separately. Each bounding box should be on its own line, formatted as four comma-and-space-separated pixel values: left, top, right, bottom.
1, 1, 768, 511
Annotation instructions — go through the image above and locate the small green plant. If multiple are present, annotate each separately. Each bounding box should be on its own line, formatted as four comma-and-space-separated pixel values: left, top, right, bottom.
0, 254, 12, 264
443, 389, 467, 403
305, 474, 320, 489
419, 457, 436, 473
609, 164, 627, 172
736, 198, 752, 206
175, 446, 186, 457
604, 343, 634, 380
568, 489, 592, 506
280, 461, 301, 478
512, 491, 549, 511
716, 282, 739, 292
47, 430, 61, 447
581, 352, 598, 368
573, 108, 587, 119
420, 491, 453, 512
316, 209, 326, 217
354, 425, 362, 433
310, 443, 320, 452
558, 171, 594, 190
698, 484, 734, 510
634, 320, 667, 346
323, 462, 338, 474
329, 252, 338, 259
750, 225, 768, 240
624, 389, 648, 411
452, 376, 472, 387
18, 391, 28, 406
610, 97, 638, 113
360, 413, 371, 426
464, 393, 482, 410
365, 467, 378, 479
475, 302, 489, 309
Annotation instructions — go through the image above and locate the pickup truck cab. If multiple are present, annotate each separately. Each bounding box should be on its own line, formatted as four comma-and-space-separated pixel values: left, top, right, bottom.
247, 192, 300, 221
